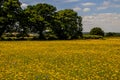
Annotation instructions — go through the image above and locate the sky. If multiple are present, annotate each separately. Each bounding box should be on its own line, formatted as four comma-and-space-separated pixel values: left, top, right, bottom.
20, 0, 120, 32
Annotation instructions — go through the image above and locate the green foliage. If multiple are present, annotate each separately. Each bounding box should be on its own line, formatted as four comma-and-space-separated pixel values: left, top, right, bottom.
0, 0, 21, 37
52, 9, 83, 40
24, 3, 56, 40
0, 1, 83, 40
83, 35, 103, 39
90, 27, 104, 36
106, 32, 120, 37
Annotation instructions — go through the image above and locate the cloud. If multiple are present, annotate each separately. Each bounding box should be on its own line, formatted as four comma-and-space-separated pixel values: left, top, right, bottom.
21, 3, 28, 9
97, 1, 110, 10
97, 7, 107, 10
97, 1, 120, 10
113, 0, 120, 2
82, 13, 120, 32
113, 4, 120, 8
73, 7, 81, 11
83, 8, 91, 12
82, 2, 96, 6
64, 0, 79, 3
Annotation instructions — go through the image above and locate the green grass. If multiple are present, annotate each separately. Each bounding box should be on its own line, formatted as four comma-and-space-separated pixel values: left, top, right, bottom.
0, 38, 120, 79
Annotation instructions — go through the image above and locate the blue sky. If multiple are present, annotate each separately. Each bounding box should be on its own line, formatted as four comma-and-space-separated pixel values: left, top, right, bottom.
20, 0, 120, 32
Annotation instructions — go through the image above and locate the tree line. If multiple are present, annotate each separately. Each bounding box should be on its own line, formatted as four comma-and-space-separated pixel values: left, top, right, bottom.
0, 0, 83, 40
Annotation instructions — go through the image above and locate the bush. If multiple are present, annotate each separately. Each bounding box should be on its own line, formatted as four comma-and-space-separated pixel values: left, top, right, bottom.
106, 32, 120, 37
83, 35, 103, 39
90, 27, 104, 36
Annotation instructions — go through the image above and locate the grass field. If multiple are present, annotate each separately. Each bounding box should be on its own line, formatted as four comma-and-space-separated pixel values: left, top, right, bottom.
0, 38, 120, 80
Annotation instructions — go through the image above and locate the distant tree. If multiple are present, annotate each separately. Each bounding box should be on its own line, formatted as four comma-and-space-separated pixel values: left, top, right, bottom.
106, 32, 120, 37
90, 27, 104, 36
52, 9, 83, 39
106, 32, 114, 37
24, 3, 56, 39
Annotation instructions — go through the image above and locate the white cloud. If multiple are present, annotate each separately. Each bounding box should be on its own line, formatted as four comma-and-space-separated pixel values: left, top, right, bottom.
82, 2, 96, 6
97, 7, 107, 10
21, 3, 28, 9
97, 1, 110, 10
112, 4, 120, 8
64, 0, 79, 3
83, 8, 91, 12
113, 0, 120, 2
97, 1, 120, 10
82, 13, 120, 32
73, 7, 81, 11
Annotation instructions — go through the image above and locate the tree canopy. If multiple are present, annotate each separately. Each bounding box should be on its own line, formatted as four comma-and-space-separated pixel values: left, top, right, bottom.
24, 3, 57, 39
0, 0, 21, 37
52, 9, 83, 39
0, 1, 83, 40
90, 27, 104, 36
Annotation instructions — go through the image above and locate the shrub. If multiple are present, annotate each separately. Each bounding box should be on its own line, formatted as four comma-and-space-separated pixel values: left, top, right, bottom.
90, 27, 104, 36
106, 32, 120, 37
83, 35, 103, 39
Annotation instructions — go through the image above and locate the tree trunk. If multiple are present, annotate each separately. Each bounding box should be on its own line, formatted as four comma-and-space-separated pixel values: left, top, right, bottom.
0, 26, 6, 38
39, 31, 45, 40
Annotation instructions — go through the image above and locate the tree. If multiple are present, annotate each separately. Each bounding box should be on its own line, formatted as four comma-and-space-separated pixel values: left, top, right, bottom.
52, 9, 83, 40
0, 0, 22, 37
71, 16, 83, 39
90, 27, 104, 36
0, 0, 6, 37
106, 32, 120, 37
16, 8, 31, 38
24, 3, 56, 39
106, 32, 114, 37
0, 2, 83, 40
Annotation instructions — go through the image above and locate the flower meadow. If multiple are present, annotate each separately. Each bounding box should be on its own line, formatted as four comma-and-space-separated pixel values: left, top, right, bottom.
0, 38, 120, 80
